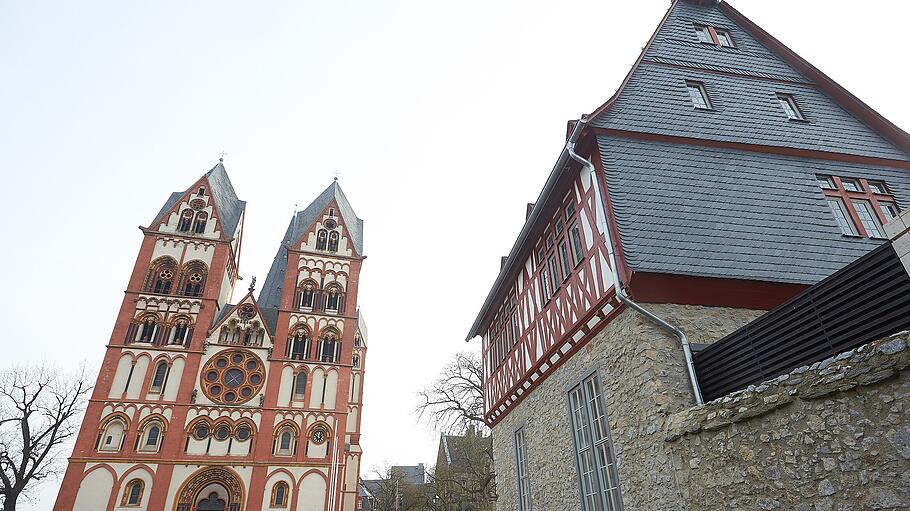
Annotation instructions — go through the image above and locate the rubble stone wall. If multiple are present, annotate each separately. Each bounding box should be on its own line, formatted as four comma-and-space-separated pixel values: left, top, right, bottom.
666, 331, 910, 511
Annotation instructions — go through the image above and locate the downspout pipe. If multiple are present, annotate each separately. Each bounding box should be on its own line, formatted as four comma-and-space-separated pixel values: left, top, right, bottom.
567, 116, 705, 405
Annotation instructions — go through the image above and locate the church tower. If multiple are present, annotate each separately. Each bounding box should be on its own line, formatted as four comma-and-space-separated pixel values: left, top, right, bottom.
53, 167, 368, 511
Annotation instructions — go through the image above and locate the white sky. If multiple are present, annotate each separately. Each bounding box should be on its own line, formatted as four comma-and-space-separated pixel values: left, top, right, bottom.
2, 1, 907, 509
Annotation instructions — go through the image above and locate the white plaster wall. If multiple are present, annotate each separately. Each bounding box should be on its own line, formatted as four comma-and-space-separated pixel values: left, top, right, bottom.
125, 356, 150, 400
163, 358, 185, 401
72, 467, 114, 511
345, 408, 358, 433
324, 370, 338, 409
261, 471, 294, 510
109, 355, 134, 398
308, 369, 325, 409
112, 468, 155, 511
351, 374, 360, 403
297, 473, 327, 511
344, 455, 359, 491
151, 239, 184, 262
278, 366, 294, 407
184, 243, 215, 266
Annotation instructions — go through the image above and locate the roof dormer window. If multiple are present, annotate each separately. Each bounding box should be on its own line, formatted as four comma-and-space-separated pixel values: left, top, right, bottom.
776, 93, 805, 121
198, 187, 206, 196
686, 81, 712, 110
694, 24, 735, 48
716, 29, 734, 47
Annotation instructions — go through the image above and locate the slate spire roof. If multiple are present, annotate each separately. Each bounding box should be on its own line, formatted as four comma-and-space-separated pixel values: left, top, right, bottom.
150, 162, 246, 237
257, 181, 363, 329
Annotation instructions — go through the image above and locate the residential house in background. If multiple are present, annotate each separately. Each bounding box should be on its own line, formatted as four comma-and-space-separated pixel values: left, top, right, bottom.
466, 0, 910, 509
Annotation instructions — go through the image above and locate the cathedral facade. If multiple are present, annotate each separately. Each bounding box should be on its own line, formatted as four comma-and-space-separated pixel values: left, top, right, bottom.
53, 164, 368, 511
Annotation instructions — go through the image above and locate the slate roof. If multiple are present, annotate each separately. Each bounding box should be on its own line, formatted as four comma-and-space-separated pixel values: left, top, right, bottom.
151, 163, 247, 237
598, 135, 910, 284
591, 2, 907, 160
257, 181, 363, 331
467, 0, 910, 338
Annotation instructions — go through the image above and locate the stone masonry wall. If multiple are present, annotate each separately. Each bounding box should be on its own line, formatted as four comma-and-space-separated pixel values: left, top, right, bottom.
665, 331, 910, 511
491, 303, 763, 511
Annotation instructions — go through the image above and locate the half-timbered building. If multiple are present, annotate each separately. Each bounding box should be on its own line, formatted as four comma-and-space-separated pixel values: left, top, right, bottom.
466, 1, 910, 509
54, 166, 369, 511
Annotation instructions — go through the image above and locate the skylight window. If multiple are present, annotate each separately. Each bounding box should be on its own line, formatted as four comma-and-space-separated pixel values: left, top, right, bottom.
686, 81, 711, 110
777, 93, 805, 121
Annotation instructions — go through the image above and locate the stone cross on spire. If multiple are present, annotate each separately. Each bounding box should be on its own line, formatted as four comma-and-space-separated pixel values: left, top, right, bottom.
248, 275, 256, 294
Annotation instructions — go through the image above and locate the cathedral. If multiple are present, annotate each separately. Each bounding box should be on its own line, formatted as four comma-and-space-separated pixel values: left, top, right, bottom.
53, 163, 368, 511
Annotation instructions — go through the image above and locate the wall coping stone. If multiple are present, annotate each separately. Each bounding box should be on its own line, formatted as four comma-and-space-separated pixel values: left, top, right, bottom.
666, 330, 910, 441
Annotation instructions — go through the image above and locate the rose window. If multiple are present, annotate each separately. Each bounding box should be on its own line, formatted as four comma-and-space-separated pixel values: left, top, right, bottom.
199, 349, 265, 405
190, 198, 206, 210
238, 304, 256, 320
189, 273, 204, 283
159, 269, 173, 280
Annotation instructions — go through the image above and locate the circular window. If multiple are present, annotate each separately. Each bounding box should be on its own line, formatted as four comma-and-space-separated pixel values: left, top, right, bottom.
236, 425, 251, 441
214, 424, 231, 441
160, 269, 173, 280
193, 423, 210, 440
189, 273, 203, 283
199, 349, 266, 405
190, 198, 206, 210
224, 369, 244, 388
324, 219, 337, 230
238, 304, 256, 320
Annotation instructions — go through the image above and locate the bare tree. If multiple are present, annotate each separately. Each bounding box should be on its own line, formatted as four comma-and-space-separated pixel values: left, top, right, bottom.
0, 366, 92, 511
415, 351, 485, 434
365, 465, 433, 511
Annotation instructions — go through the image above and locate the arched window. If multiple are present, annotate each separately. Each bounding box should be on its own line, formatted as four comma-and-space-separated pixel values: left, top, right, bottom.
352, 354, 360, 368
170, 318, 192, 346
149, 361, 168, 393
327, 231, 340, 252
97, 416, 127, 452
137, 419, 166, 453
296, 280, 317, 310
293, 371, 307, 400
316, 229, 328, 250
144, 257, 178, 294
274, 424, 297, 456
286, 326, 310, 361
319, 330, 340, 363
325, 284, 344, 313
178, 261, 208, 297
193, 211, 208, 234
121, 479, 144, 507
178, 209, 194, 232
137, 315, 159, 344
271, 482, 289, 508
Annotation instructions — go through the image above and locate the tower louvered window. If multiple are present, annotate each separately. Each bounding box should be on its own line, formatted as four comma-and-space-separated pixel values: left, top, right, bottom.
178, 209, 194, 232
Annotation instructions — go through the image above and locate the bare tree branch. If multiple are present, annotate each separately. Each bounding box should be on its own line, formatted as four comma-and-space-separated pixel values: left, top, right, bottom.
414, 352, 487, 435
0, 365, 92, 511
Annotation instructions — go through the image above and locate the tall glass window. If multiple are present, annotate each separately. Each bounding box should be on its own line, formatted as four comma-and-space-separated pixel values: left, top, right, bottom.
514, 427, 532, 511
569, 373, 623, 511
851, 200, 885, 238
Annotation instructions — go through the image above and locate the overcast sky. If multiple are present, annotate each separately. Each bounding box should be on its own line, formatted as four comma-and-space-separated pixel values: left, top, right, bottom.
2, 1, 908, 509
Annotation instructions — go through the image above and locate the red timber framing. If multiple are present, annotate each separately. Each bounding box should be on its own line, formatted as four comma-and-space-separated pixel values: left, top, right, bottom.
481, 148, 620, 426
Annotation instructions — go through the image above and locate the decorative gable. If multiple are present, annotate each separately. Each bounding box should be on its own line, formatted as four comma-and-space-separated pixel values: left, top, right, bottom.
209, 292, 273, 348
298, 199, 356, 257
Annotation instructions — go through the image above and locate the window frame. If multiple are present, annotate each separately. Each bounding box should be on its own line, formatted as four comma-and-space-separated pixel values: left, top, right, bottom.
567, 372, 624, 511
693, 23, 735, 48
776, 93, 806, 121
514, 426, 533, 511
685, 80, 712, 110
816, 174, 898, 238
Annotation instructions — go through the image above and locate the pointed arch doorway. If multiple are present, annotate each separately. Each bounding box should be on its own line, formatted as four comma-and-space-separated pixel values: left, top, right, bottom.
174, 467, 245, 511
